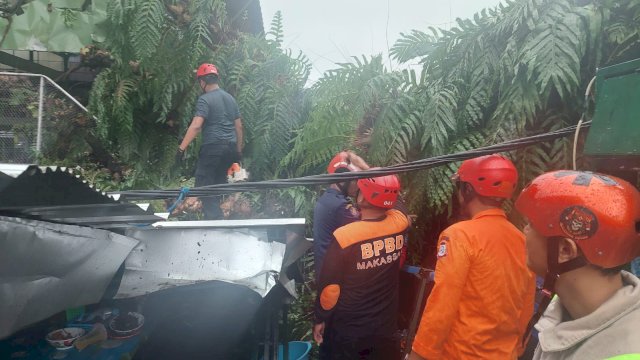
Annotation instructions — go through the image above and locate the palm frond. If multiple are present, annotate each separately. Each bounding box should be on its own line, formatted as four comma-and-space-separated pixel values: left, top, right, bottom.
131, 0, 165, 61
390, 30, 438, 63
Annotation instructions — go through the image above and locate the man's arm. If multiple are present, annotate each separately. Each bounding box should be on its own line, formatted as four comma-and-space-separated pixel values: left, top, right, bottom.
179, 116, 204, 151
346, 151, 369, 170
234, 118, 243, 154
411, 227, 472, 359
313, 240, 345, 344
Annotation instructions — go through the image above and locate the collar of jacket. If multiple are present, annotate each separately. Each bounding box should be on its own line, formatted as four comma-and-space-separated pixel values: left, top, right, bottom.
535, 271, 640, 352
471, 208, 506, 220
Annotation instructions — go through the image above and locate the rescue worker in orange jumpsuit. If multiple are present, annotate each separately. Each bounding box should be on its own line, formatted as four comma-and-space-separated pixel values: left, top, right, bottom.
314, 173, 409, 359
409, 154, 535, 359
515, 170, 640, 359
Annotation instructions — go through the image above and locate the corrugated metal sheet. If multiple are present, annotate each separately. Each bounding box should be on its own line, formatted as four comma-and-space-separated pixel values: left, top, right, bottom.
0, 165, 163, 228
0, 163, 310, 342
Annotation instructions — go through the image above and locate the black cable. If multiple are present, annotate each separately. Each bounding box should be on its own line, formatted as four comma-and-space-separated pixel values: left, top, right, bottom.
114, 121, 591, 200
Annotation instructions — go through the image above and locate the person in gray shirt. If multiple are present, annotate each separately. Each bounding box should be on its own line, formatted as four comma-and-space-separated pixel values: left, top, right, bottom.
177, 63, 243, 219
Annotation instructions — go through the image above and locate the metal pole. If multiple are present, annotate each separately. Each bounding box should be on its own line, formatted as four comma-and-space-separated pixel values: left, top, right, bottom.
404, 275, 429, 357
283, 305, 289, 360
272, 306, 279, 360
264, 308, 271, 360
402, 266, 435, 359
36, 76, 44, 159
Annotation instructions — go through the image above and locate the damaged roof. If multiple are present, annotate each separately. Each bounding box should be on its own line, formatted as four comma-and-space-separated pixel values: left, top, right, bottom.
0, 165, 162, 228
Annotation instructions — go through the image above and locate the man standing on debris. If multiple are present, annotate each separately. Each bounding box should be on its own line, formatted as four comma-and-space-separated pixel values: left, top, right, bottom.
409, 154, 535, 359
314, 173, 409, 359
176, 63, 243, 219
313, 151, 369, 279
515, 170, 640, 359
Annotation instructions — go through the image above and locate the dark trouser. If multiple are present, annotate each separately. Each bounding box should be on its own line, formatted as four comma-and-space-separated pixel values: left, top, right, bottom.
194, 142, 238, 220
321, 334, 399, 360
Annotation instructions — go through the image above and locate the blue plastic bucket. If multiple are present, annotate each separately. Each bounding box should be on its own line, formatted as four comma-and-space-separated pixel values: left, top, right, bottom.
257, 341, 312, 360
280, 341, 311, 360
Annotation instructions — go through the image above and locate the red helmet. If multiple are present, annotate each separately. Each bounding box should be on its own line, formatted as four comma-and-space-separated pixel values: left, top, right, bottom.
515, 170, 640, 268
455, 154, 518, 198
327, 152, 356, 174
196, 63, 219, 78
357, 172, 400, 209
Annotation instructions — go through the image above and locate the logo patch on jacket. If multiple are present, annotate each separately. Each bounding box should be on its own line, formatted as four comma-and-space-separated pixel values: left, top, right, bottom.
346, 204, 359, 217
437, 236, 449, 258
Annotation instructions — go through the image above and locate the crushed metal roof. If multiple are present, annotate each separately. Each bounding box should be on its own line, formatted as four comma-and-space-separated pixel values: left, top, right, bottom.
0, 164, 162, 228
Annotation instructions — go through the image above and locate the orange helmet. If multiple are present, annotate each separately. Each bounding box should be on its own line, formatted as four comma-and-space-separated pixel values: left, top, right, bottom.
357, 173, 400, 209
516, 170, 640, 268
196, 63, 219, 78
327, 152, 356, 174
455, 154, 518, 198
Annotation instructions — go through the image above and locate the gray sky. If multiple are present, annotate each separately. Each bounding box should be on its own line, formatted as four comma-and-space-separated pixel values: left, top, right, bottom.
260, 0, 502, 83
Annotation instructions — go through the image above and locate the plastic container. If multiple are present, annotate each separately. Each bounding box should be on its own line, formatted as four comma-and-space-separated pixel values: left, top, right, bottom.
46, 327, 86, 350
257, 341, 311, 360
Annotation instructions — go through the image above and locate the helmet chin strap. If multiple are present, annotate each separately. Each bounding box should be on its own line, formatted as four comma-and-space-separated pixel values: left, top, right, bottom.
523, 236, 587, 344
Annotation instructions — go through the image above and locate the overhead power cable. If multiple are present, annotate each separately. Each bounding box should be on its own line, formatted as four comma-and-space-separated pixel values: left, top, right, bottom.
113, 121, 591, 200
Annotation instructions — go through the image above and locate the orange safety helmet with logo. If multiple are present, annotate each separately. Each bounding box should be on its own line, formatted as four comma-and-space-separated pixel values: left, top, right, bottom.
515, 170, 640, 340
357, 172, 400, 209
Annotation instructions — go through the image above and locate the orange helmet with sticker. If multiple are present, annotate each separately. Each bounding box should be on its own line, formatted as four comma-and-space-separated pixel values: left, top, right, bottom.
357, 172, 400, 209
515, 170, 640, 268
455, 154, 518, 198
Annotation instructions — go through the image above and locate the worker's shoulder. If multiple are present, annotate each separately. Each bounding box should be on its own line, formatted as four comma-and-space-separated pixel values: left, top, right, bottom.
442, 216, 522, 239
199, 88, 233, 100
313, 191, 357, 225
334, 209, 408, 249
316, 189, 351, 209
442, 218, 478, 234
217, 88, 238, 101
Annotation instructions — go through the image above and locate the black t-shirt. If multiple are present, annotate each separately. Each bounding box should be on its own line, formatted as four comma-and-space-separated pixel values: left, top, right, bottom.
314, 209, 410, 340
194, 88, 241, 144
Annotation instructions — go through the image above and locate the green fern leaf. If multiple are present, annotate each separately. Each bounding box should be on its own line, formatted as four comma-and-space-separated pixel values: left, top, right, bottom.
131, 0, 164, 60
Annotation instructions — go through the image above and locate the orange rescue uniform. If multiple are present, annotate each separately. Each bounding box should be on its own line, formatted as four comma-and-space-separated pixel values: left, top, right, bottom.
412, 208, 535, 359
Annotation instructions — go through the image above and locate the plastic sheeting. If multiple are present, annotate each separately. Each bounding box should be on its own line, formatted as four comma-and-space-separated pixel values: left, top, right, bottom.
0, 215, 138, 339
117, 226, 288, 298
0, 0, 106, 52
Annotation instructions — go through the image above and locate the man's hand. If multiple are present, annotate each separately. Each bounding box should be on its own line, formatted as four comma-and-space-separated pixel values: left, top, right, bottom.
175, 148, 185, 165
313, 322, 325, 345
345, 151, 370, 170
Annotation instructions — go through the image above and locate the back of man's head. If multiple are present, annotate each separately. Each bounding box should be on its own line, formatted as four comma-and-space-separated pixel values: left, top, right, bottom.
453, 154, 518, 206
200, 74, 219, 85
356, 173, 400, 211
